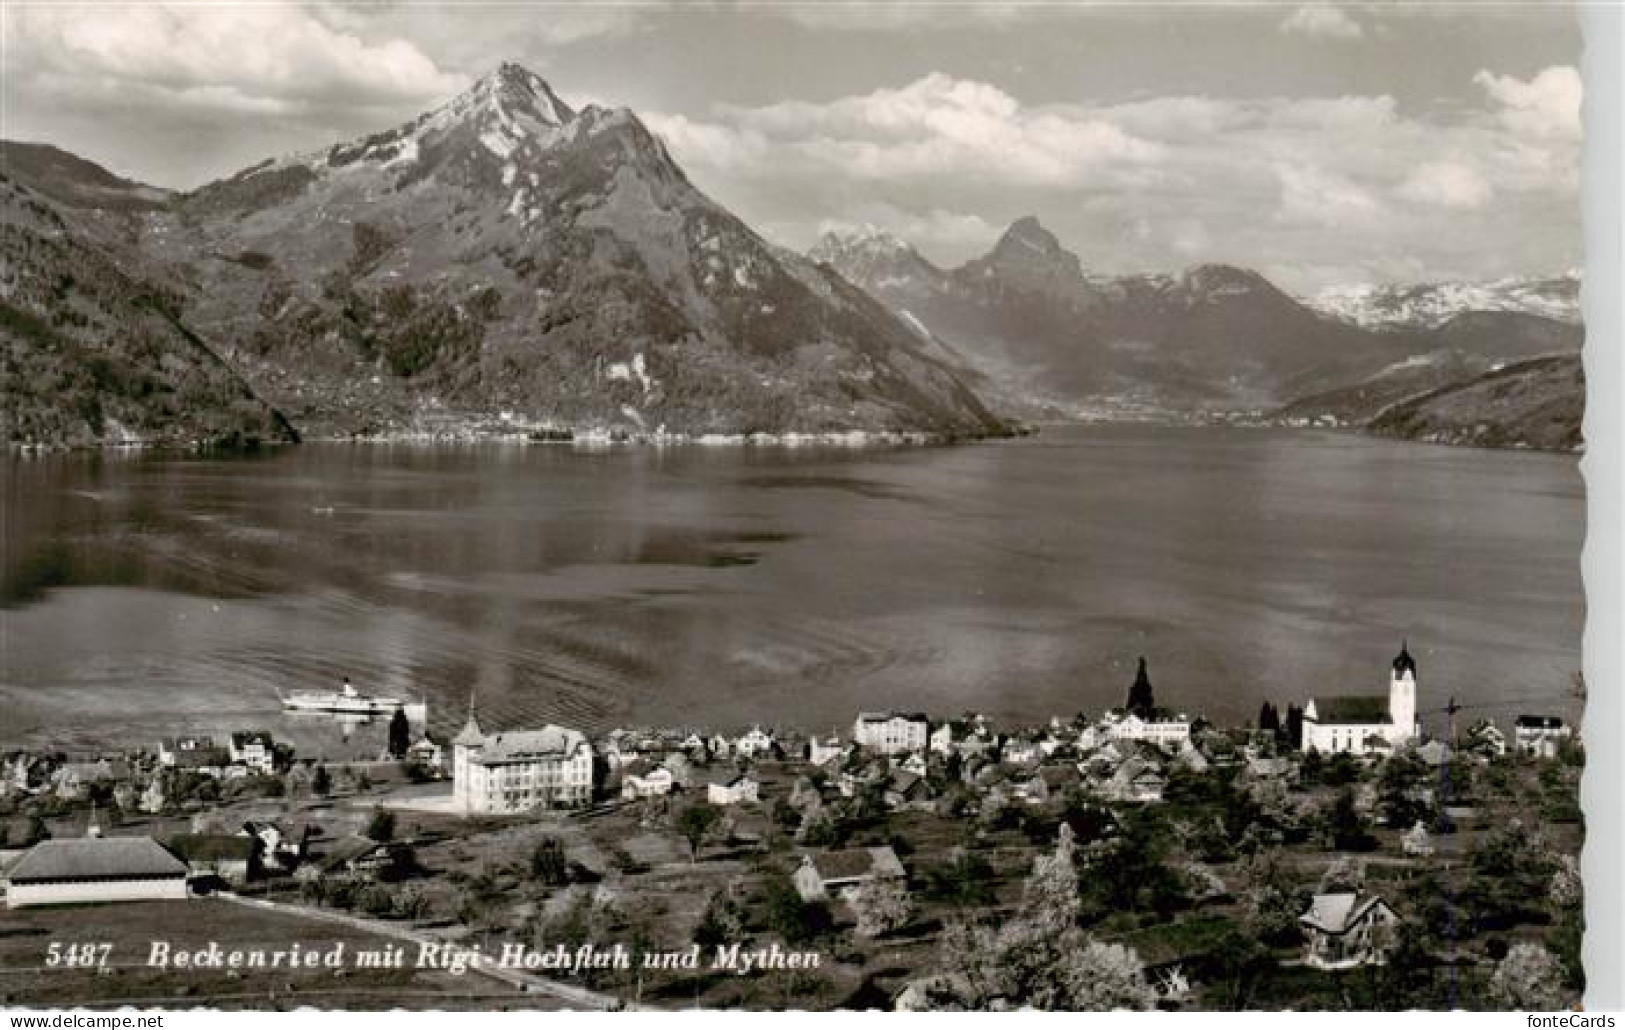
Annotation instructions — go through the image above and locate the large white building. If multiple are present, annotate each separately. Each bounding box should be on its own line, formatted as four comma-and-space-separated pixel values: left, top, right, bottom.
1107, 711, 1194, 750
452, 713, 594, 815
1303, 644, 1420, 755
852, 712, 929, 755
4, 836, 190, 908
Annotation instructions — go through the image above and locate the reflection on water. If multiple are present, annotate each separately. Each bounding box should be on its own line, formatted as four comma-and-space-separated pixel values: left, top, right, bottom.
0, 427, 1585, 751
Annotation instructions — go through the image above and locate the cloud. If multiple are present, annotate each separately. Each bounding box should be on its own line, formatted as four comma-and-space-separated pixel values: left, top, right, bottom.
1474, 65, 1582, 140
6, 4, 467, 117
1273, 163, 1380, 227
1279, 5, 1364, 40
1398, 160, 1493, 210
658, 73, 1164, 189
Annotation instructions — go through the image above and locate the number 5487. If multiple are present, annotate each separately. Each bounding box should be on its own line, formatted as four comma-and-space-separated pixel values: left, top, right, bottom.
45, 942, 112, 968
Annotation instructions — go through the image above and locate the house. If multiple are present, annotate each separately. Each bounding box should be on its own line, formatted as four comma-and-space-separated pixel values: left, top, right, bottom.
51, 759, 125, 800
883, 770, 934, 810
735, 727, 776, 759
852, 712, 929, 756
241, 821, 304, 872
928, 723, 956, 756
1000, 737, 1043, 766
228, 731, 277, 775
793, 845, 907, 902
404, 735, 444, 774
708, 734, 733, 761
1402, 821, 1435, 857
158, 736, 230, 775
1302, 644, 1419, 756
807, 733, 845, 766
896, 752, 929, 777
4, 836, 189, 908
167, 833, 258, 886
706, 772, 761, 806
452, 713, 595, 815
621, 763, 676, 800
1107, 711, 1194, 751
297, 835, 404, 882
1299, 893, 1400, 970
1101, 758, 1166, 804
1463, 720, 1507, 759
1514, 715, 1573, 758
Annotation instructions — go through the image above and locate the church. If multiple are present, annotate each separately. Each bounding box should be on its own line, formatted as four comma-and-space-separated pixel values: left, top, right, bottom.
1302, 644, 1419, 755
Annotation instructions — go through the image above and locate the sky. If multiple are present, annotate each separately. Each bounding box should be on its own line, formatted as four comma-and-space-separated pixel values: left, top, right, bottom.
0, 1, 1586, 293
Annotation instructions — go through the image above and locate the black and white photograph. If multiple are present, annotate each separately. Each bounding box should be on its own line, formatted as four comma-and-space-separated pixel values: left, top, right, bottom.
0, 0, 1615, 1013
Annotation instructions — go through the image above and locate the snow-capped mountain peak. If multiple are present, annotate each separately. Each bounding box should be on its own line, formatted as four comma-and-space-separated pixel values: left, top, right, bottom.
1312, 274, 1582, 329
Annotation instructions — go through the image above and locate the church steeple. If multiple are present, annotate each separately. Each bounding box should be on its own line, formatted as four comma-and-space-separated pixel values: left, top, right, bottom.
452, 690, 484, 747
1126, 656, 1155, 718
1392, 640, 1417, 678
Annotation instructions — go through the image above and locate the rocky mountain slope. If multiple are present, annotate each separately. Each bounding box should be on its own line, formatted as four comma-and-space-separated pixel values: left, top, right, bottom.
1366, 353, 1584, 452
812, 221, 1584, 418
3, 64, 1008, 448
1, 148, 297, 450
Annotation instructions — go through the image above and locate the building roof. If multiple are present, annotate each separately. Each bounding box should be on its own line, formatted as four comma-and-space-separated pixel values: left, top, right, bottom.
6, 837, 188, 883
855, 712, 928, 724
451, 714, 485, 747
1515, 715, 1566, 730
230, 731, 274, 748
1392, 642, 1417, 677
1299, 892, 1391, 935
806, 846, 905, 882
1309, 696, 1392, 726
469, 725, 589, 765
167, 834, 257, 863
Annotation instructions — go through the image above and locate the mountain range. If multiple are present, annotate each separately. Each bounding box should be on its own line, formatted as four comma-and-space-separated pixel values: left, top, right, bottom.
809, 222, 1584, 430
1, 61, 1585, 452
2, 63, 1006, 449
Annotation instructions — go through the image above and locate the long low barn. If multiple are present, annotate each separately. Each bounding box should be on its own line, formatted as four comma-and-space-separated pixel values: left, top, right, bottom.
4, 836, 190, 908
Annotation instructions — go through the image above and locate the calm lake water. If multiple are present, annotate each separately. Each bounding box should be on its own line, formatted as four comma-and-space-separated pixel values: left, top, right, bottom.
0, 426, 1585, 757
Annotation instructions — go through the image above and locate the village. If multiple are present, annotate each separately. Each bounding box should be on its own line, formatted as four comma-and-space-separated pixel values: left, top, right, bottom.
0, 645, 1585, 1010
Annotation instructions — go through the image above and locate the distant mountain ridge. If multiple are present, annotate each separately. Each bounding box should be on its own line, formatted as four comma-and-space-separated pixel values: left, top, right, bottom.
1311, 274, 1582, 330
2, 63, 1009, 449
810, 221, 1585, 428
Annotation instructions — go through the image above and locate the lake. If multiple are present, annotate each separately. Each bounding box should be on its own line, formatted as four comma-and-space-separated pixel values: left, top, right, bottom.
0, 426, 1585, 758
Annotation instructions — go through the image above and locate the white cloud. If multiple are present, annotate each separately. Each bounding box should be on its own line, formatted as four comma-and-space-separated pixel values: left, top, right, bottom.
1398, 160, 1493, 210
1274, 163, 1380, 227
1474, 65, 1582, 140
1279, 5, 1364, 41
661, 73, 1164, 189
5, 4, 466, 118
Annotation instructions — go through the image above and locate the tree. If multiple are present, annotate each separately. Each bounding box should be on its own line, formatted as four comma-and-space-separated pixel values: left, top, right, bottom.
1019, 824, 1081, 934
529, 836, 569, 886
1318, 856, 1364, 894
1242, 850, 1305, 945
22, 814, 50, 846
365, 809, 396, 842
1258, 702, 1280, 734
387, 709, 411, 760
852, 877, 914, 938
312, 764, 332, 797
762, 869, 832, 944
1323, 787, 1376, 851
675, 801, 723, 862
1126, 657, 1155, 718
694, 886, 745, 947
1489, 942, 1571, 1010
1284, 704, 1304, 750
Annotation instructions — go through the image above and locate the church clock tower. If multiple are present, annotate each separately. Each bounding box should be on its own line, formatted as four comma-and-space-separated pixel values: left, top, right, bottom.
1389, 641, 1418, 742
